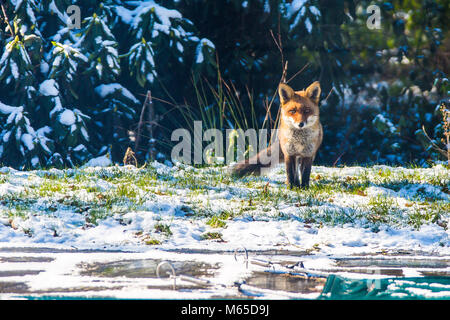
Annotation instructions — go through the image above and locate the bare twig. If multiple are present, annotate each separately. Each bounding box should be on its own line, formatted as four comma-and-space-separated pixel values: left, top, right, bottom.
322, 87, 335, 104
286, 62, 310, 84
135, 91, 155, 161
147, 91, 156, 161
0, 0, 15, 38
270, 29, 284, 79
134, 92, 148, 154
265, 26, 292, 145
422, 125, 448, 159
136, 93, 176, 107
332, 151, 346, 167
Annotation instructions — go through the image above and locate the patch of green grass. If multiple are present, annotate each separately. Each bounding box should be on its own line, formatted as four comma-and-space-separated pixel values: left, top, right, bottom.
306, 181, 337, 195
57, 196, 86, 208
297, 193, 326, 207
1, 194, 37, 211
408, 206, 434, 230
296, 205, 359, 226
252, 186, 291, 206
38, 180, 65, 196
145, 238, 161, 245
407, 201, 449, 230
134, 170, 158, 188
86, 208, 111, 225
218, 210, 233, 220
42, 172, 64, 180
6, 208, 28, 219
345, 181, 370, 195
94, 168, 130, 182
167, 167, 235, 192
367, 195, 397, 224
23, 228, 33, 237
154, 223, 172, 236
86, 186, 102, 193
376, 167, 393, 179
200, 231, 223, 241
116, 183, 138, 199
206, 216, 227, 228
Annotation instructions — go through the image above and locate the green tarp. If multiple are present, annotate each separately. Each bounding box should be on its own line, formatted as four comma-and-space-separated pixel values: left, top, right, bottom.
319, 275, 450, 300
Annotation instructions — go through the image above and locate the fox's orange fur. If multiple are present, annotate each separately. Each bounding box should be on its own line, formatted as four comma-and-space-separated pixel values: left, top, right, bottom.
232, 81, 323, 188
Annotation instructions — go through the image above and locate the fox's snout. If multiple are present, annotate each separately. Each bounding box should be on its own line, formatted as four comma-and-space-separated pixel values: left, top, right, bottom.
296, 118, 311, 129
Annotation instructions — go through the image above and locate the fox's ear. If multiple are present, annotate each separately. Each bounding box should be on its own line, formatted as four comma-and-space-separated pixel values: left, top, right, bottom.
278, 83, 295, 104
305, 81, 321, 104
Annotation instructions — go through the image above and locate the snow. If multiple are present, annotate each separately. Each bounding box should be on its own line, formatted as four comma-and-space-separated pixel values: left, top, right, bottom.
39, 79, 59, 96
94, 83, 139, 104
58, 109, 76, 126
195, 39, 215, 64
36, 126, 51, 136
80, 126, 89, 140
0, 101, 26, 126
286, 0, 308, 18
305, 18, 312, 33
40, 61, 49, 74
52, 43, 88, 64
309, 6, 321, 16
21, 133, 34, 151
48, 0, 69, 23
291, 6, 306, 28
264, 0, 270, 13
0, 41, 12, 66
73, 144, 86, 152
35, 127, 52, 154
373, 114, 397, 134
10, 61, 19, 79
82, 155, 112, 167
176, 41, 183, 53
0, 101, 23, 115
31, 156, 39, 167
116, 1, 183, 37
2, 131, 11, 143
49, 97, 63, 118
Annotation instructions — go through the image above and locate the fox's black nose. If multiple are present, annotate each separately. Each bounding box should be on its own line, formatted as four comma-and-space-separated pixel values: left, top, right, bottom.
299, 122, 305, 128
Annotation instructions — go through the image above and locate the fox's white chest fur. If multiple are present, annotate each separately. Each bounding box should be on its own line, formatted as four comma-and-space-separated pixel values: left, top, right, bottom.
280, 125, 322, 158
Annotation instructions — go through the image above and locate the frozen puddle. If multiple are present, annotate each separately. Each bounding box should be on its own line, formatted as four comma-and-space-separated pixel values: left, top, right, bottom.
0, 245, 449, 299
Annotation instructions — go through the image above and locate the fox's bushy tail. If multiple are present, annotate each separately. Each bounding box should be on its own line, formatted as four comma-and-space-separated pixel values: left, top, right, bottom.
231, 144, 283, 177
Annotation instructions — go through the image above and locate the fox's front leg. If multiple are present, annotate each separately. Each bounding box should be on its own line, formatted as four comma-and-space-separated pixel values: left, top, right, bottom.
285, 155, 300, 188
300, 157, 313, 188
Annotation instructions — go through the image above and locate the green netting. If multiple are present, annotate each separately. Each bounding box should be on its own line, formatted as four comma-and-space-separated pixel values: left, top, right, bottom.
319, 275, 450, 300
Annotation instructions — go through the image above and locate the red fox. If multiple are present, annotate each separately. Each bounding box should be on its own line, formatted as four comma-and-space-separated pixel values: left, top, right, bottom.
231, 81, 323, 188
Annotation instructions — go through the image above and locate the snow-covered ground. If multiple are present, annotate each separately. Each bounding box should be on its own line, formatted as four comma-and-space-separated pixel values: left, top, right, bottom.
1, 162, 448, 254
0, 162, 448, 298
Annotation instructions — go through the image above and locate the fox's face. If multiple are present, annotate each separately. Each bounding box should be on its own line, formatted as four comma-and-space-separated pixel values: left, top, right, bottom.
279, 82, 321, 130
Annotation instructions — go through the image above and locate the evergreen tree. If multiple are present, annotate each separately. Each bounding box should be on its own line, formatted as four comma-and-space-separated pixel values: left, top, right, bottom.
0, 0, 217, 168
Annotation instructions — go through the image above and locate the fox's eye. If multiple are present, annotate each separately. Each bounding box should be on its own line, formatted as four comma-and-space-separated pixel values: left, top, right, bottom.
289, 109, 296, 115
304, 108, 311, 113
